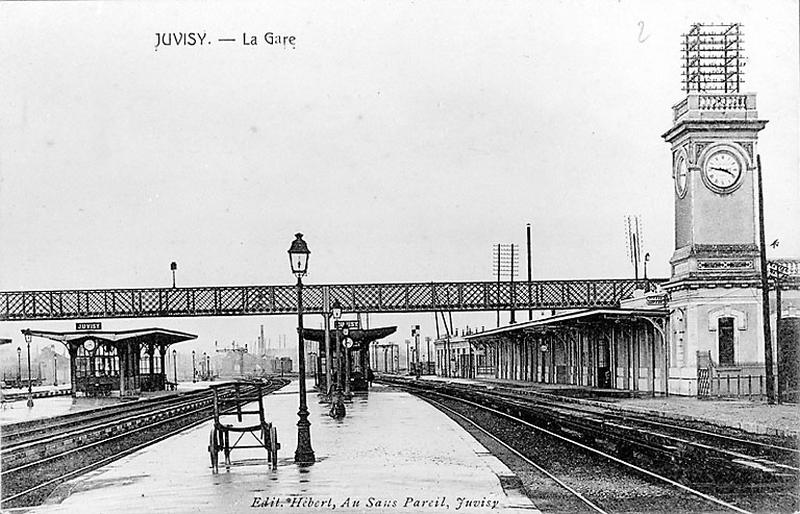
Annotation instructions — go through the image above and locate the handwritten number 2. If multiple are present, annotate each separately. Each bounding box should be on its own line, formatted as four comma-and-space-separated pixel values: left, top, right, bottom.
638, 21, 650, 43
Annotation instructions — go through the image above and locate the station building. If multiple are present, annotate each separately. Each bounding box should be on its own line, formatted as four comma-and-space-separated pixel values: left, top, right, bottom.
23, 328, 197, 397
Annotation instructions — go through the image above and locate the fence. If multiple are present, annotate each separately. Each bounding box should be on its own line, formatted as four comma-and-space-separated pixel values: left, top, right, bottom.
703, 371, 796, 402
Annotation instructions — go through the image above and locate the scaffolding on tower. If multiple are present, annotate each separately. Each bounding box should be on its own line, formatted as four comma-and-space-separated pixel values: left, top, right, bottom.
682, 23, 745, 94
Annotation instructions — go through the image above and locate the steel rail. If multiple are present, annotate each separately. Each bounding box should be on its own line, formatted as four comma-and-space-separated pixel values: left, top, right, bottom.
1, 384, 246, 454
415, 386, 753, 514
482, 392, 799, 471
1, 389, 217, 449
421, 395, 608, 514
452, 381, 799, 459
1, 380, 285, 506
1, 400, 214, 505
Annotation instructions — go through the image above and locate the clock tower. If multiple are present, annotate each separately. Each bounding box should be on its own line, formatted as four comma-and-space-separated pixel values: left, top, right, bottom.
661, 24, 769, 395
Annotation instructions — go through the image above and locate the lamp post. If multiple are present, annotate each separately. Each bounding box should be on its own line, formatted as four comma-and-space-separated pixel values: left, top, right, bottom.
192, 350, 196, 383
53, 349, 58, 387
342, 327, 352, 398
289, 232, 315, 465
540, 342, 548, 383
426, 336, 432, 375
202, 352, 208, 380
206, 353, 211, 381
330, 300, 346, 418
23, 330, 33, 408
170, 261, 178, 288
172, 349, 177, 385
16, 346, 21, 384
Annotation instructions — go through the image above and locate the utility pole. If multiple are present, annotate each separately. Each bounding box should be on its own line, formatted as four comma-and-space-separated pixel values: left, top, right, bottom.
756, 155, 776, 404
527, 223, 533, 321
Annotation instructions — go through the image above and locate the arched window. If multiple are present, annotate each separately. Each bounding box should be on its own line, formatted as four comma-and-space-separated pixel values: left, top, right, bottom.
718, 317, 735, 366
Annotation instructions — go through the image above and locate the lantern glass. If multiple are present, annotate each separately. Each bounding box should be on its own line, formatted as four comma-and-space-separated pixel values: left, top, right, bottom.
331, 300, 342, 320
23, 331, 32, 344
288, 233, 310, 276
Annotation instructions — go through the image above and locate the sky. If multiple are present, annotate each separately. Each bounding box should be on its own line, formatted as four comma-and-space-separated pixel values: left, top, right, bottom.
0, 0, 798, 360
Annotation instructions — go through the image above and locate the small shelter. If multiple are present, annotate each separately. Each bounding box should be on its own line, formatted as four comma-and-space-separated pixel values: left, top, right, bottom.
23, 328, 196, 398
301, 326, 396, 392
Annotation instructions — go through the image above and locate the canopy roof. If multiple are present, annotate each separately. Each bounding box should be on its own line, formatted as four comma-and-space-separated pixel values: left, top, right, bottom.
23, 328, 197, 347
300, 326, 397, 344
464, 308, 668, 341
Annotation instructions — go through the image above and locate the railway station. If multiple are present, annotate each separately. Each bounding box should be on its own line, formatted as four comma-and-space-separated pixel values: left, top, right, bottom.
1, 12, 799, 514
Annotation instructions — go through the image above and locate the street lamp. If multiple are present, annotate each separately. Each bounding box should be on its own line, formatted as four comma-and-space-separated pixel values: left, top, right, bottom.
16, 346, 21, 384
170, 261, 178, 288
172, 349, 178, 385
289, 232, 315, 465
23, 330, 33, 408
192, 350, 196, 383
330, 300, 346, 418
202, 351, 207, 380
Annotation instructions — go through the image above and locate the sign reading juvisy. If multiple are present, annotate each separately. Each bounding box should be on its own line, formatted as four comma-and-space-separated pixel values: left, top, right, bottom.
76, 322, 102, 331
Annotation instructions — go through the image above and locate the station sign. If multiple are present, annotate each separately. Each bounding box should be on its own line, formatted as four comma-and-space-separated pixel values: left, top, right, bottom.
334, 320, 359, 330
76, 322, 102, 331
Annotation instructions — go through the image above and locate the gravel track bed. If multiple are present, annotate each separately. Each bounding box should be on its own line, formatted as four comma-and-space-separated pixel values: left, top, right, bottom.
419, 392, 794, 514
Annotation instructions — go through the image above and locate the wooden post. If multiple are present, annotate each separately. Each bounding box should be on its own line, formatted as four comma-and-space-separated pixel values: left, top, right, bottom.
756, 156, 776, 403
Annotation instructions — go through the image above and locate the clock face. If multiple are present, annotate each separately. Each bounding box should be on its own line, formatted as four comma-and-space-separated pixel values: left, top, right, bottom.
83, 339, 96, 352
704, 150, 742, 190
675, 155, 688, 197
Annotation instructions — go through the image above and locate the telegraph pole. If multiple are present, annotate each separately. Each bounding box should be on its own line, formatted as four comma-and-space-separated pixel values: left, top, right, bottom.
527, 223, 533, 321
756, 155, 776, 404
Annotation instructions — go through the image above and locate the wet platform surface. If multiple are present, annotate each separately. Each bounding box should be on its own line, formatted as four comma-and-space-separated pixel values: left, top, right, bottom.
30, 380, 537, 513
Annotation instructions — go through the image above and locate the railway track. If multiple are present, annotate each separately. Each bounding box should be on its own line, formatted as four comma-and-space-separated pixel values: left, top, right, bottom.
381, 377, 799, 513
0, 378, 289, 508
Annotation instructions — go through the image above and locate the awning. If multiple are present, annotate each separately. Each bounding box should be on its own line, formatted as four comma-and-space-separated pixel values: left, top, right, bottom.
464, 308, 668, 342
22, 328, 197, 347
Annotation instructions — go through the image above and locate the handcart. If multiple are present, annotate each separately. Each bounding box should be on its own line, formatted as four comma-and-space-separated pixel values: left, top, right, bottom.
207, 381, 279, 472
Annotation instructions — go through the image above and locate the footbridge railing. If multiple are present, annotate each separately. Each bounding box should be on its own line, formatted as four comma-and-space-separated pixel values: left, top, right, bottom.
0, 278, 666, 321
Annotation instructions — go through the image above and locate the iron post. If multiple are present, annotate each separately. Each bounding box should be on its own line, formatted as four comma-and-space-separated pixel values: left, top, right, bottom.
289, 233, 315, 464
527, 223, 533, 321
53, 351, 58, 387
23, 330, 33, 408
173, 349, 177, 385
17, 346, 21, 384
329, 300, 346, 418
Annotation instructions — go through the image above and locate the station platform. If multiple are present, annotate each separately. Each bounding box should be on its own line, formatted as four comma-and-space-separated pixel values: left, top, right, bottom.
28, 380, 538, 513
413, 375, 800, 438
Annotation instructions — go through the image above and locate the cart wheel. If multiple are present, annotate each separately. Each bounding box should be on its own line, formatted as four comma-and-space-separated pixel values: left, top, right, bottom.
269, 425, 279, 471
208, 428, 219, 472
261, 425, 272, 464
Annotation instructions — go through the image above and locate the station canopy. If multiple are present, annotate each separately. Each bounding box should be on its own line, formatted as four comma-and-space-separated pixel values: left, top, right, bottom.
25, 327, 197, 347
464, 308, 668, 341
